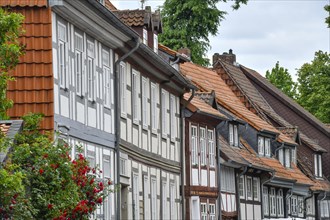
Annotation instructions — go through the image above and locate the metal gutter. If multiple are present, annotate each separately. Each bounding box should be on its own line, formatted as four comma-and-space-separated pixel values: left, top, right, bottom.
114, 38, 141, 220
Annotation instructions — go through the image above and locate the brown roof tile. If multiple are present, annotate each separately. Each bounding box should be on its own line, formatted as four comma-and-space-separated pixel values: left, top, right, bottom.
0, 0, 47, 7
0, 124, 11, 136
159, 43, 177, 57
180, 62, 295, 145
105, 0, 117, 11
113, 9, 149, 27
219, 135, 248, 166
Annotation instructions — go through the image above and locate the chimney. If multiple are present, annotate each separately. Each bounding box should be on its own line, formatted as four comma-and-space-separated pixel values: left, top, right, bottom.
212, 53, 220, 65
214, 49, 236, 65
178, 48, 191, 60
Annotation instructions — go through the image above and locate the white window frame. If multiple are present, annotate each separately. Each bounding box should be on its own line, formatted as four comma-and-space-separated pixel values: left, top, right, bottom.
278, 148, 284, 165
258, 136, 264, 156
170, 183, 176, 219
246, 176, 253, 200
285, 148, 291, 168
209, 203, 216, 220
277, 189, 284, 217
153, 33, 158, 53
201, 203, 207, 220
234, 124, 239, 147
263, 187, 269, 216
133, 173, 139, 220
143, 176, 149, 219
142, 77, 148, 129
298, 196, 304, 217
291, 195, 298, 216
170, 95, 176, 142
291, 147, 296, 165
239, 175, 245, 199
229, 123, 234, 146
265, 138, 271, 157
120, 62, 127, 117
151, 178, 157, 220
191, 126, 198, 165
321, 200, 329, 218
103, 152, 111, 180
314, 154, 323, 178
253, 177, 260, 201
132, 70, 140, 124
143, 28, 148, 45
74, 32, 83, 96
120, 158, 126, 176
58, 22, 67, 89
87, 40, 95, 101
102, 49, 112, 108
162, 182, 167, 219
151, 83, 157, 133
200, 128, 206, 166
270, 187, 276, 217
161, 89, 168, 137
258, 136, 271, 157
220, 166, 235, 193
208, 130, 215, 167
86, 145, 96, 170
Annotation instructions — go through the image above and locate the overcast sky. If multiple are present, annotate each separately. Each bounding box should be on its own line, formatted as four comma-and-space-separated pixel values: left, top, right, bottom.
111, 0, 330, 80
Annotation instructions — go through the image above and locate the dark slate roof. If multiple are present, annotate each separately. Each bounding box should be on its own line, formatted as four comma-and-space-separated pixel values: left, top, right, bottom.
0, 120, 23, 163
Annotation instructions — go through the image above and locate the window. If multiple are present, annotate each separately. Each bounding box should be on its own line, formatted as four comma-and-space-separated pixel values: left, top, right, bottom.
144, 176, 149, 219
120, 62, 126, 116
306, 197, 314, 215
229, 123, 239, 147
201, 203, 207, 220
200, 128, 206, 166
162, 182, 167, 219
220, 166, 235, 193
151, 178, 157, 220
263, 187, 269, 215
277, 189, 284, 217
58, 22, 67, 89
133, 174, 139, 220
191, 126, 198, 165
258, 136, 271, 157
170, 184, 176, 219
278, 148, 284, 165
253, 177, 260, 201
298, 196, 304, 217
246, 176, 252, 200
132, 70, 140, 123
321, 200, 329, 218
151, 83, 157, 132
143, 28, 148, 45
208, 130, 215, 167
291, 195, 297, 215
291, 147, 296, 165
103, 154, 111, 179
239, 175, 245, 199
285, 148, 291, 168
142, 77, 148, 128
153, 34, 158, 53
161, 90, 168, 136
103, 49, 111, 107
87, 40, 95, 101
269, 188, 276, 216
209, 204, 216, 220
75, 33, 83, 95
120, 158, 126, 176
170, 95, 176, 141
314, 154, 323, 177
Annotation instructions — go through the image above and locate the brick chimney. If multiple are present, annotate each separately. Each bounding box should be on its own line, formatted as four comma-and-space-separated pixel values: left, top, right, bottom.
213, 49, 236, 65
178, 48, 191, 60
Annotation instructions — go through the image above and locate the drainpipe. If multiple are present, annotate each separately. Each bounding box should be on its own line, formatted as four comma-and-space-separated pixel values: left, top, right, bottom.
304, 192, 314, 219
114, 38, 141, 220
216, 121, 227, 220
180, 88, 195, 220
318, 192, 327, 220
285, 187, 294, 218
274, 143, 284, 157
236, 166, 248, 220
261, 171, 275, 219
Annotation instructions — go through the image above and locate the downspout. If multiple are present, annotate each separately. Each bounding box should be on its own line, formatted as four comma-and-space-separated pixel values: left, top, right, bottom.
304, 192, 314, 219
236, 166, 248, 220
180, 88, 195, 220
114, 38, 141, 220
285, 187, 294, 218
274, 142, 285, 157
216, 120, 227, 220
318, 192, 327, 220
261, 171, 275, 219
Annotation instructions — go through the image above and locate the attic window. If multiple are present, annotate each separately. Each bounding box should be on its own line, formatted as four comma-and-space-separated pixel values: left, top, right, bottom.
258, 136, 271, 157
143, 28, 148, 45
229, 123, 239, 147
153, 34, 158, 53
314, 154, 322, 178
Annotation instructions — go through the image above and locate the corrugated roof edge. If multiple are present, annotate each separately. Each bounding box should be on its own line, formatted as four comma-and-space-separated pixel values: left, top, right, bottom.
240, 65, 330, 137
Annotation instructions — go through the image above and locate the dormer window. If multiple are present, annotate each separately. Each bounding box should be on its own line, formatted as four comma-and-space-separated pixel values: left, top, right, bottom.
258, 136, 271, 157
278, 147, 295, 168
229, 123, 239, 147
143, 28, 148, 45
314, 154, 322, 178
153, 34, 158, 53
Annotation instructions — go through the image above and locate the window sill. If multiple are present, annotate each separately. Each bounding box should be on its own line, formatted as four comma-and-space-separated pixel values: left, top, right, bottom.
77, 94, 84, 99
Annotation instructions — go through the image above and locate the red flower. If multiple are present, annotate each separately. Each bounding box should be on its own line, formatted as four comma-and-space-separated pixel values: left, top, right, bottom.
96, 197, 102, 204
43, 153, 48, 158
48, 204, 53, 209
107, 180, 112, 185
90, 178, 95, 184
39, 169, 44, 175
78, 154, 84, 160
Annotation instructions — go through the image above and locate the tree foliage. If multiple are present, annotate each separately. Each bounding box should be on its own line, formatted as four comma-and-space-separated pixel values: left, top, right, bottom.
0, 113, 112, 219
325, 4, 330, 28
265, 61, 297, 99
296, 51, 330, 123
159, 0, 247, 66
0, 8, 25, 120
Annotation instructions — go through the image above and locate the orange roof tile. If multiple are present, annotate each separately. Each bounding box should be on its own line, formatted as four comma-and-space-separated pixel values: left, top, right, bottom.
0, 124, 11, 136
0, 0, 47, 7
184, 93, 227, 119
105, 0, 117, 11
311, 179, 330, 192
113, 9, 149, 27
180, 62, 295, 145
159, 44, 177, 57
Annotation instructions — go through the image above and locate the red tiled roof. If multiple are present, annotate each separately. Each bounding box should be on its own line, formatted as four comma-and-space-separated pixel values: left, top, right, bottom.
219, 136, 248, 166
0, 0, 47, 7
180, 62, 295, 145
159, 44, 177, 57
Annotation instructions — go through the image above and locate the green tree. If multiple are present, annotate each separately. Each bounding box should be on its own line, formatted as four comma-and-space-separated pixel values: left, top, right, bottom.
0, 113, 112, 219
265, 61, 297, 99
0, 8, 25, 120
159, 0, 247, 66
297, 51, 330, 123
325, 4, 330, 28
